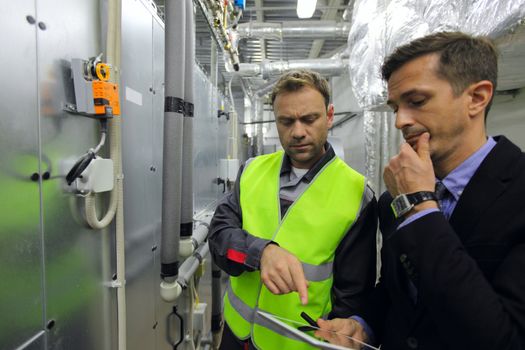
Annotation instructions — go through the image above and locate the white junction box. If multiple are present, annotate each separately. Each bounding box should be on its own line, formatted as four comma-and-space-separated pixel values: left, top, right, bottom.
193, 302, 210, 335
77, 157, 114, 193
219, 158, 240, 183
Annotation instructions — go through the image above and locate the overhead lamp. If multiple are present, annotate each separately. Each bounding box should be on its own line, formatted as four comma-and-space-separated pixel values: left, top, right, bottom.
297, 0, 317, 19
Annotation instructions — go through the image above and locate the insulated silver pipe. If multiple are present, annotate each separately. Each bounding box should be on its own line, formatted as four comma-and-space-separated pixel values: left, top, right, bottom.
237, 21, 350, 40
177, 242, 210, 286
161, 0, 185, 281
181, 0, 195, 239
255, 78, 278, 97
238, 58, 347, 78
263, 58, 347, 78
233, 63, 262, 77
191, 222, 209, 249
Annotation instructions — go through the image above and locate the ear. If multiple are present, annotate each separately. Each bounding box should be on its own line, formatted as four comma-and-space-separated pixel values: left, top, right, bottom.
467, 80, 493, 118
326, 104, 334, 128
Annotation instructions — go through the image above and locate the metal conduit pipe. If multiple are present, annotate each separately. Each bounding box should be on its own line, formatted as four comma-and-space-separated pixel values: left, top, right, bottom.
103, 1, 126, 348
238, 57, 347, 79
160, 0, 185, 301
236, 20, 350, 40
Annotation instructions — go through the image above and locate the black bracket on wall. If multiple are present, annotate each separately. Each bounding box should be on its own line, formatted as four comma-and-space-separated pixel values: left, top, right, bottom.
217, 110, 230, 121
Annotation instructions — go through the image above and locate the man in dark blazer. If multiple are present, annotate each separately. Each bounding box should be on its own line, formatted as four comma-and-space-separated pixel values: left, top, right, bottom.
315, 31, 525, 349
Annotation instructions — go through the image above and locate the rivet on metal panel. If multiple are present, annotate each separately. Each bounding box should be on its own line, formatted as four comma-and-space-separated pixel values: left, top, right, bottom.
26, 15, 36, 24
38, 22, 47, 30
46, 319, 56, 330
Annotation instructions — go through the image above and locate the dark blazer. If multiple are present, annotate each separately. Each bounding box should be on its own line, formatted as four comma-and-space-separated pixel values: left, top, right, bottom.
363, 136, 525, 350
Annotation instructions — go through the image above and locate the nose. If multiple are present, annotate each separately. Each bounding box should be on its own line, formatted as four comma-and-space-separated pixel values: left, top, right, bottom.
291, 120, 306, 140
394, 108, 415, 130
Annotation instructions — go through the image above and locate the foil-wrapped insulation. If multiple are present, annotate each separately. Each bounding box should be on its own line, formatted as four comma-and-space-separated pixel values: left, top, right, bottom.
348, 0, 525, 110
349, 0, 525, 191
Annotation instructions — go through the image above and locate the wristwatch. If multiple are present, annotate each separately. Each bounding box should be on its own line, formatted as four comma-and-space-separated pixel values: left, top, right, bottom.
390, 191, 438, 218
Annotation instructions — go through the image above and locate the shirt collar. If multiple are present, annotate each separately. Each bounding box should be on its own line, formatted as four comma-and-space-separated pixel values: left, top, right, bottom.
440, 137, 497, 200
281, 142, 335, 182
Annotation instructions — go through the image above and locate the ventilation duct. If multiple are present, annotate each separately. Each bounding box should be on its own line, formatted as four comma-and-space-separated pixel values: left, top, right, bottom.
236, 20, 350, 40
236, 57, 347, 78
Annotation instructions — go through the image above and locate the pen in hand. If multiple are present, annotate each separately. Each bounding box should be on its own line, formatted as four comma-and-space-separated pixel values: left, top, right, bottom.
297, 311, 319, 332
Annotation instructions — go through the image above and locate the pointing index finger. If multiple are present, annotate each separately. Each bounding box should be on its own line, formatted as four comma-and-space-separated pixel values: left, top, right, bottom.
290, 263, 308, 305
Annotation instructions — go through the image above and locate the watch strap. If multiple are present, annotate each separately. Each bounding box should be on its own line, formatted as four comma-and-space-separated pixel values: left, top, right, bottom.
391, 191, 438, 218
406, 191, 437, 204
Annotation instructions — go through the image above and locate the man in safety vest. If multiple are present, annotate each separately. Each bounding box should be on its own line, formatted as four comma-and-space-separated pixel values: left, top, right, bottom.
209, 69, 378, 350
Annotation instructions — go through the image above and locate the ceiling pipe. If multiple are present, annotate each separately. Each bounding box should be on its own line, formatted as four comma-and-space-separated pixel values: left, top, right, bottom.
237, 57, 347, 79
236, 20, 350, 40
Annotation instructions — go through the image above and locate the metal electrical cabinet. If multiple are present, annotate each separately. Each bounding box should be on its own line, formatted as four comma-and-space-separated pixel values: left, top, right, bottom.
0, 0, 228, 349
1, 0, 107, 349
0, 2, 45, 349
120, 0, 165, 348
121, 1, 230, 348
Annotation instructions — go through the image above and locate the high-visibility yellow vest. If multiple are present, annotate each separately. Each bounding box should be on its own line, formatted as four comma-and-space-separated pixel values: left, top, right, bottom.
223, 150, 366, 349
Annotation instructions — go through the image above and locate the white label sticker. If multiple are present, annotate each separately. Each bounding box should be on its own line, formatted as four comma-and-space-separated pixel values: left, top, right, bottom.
125, 86, 143, 106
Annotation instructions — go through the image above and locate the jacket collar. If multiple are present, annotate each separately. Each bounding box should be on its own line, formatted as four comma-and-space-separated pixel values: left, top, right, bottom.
449, 135, 522, 242
281, 142, 335, 182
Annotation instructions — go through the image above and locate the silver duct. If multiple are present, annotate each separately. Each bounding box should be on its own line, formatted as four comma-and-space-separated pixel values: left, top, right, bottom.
237, 57, 347, 78
236, 20, 350, 40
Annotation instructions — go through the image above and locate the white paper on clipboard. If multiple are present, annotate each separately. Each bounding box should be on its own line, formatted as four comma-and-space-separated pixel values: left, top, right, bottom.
256, 310, 357, 350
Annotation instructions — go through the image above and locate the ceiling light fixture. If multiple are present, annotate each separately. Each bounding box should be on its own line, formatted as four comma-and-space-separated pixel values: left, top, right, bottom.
297, 0, 317, 19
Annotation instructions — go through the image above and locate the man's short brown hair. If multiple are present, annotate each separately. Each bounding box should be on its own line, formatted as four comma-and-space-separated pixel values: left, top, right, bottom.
270, 69, 331, 109
381, 31, 498, 118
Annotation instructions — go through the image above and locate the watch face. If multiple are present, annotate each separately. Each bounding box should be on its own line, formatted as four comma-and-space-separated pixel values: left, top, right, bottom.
391, 194, 413, 218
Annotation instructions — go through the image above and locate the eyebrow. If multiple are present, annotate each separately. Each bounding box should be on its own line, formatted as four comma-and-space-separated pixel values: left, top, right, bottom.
386, 88, 424, 106
277, 112, 321, 120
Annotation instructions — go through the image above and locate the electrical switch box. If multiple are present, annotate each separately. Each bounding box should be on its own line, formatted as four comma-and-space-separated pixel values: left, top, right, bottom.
219, 158, 240, 183
76, 157, 114, 193
193, 303, 210, 336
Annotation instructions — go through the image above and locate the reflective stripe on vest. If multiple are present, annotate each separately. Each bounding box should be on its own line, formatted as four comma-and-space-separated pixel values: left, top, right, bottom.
224, 151, 366, 349
226, 282, 330, 343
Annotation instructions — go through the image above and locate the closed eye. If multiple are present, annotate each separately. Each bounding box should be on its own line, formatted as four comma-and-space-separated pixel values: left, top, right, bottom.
278, 118, 294, 126
300, 115, 318, 124
408, 98, 426, 107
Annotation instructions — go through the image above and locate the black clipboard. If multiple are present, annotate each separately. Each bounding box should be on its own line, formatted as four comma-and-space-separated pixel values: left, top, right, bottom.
256, 310, 357, 350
